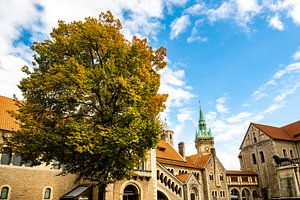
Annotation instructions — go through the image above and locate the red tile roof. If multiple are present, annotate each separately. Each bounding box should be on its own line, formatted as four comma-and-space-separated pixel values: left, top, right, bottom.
156, 140, 211, 169
253, 121, 300, 141
0, 95, 19, 131
176, 173, 190, 182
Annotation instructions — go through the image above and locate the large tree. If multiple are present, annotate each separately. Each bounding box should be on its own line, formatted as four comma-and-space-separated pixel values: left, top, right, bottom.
8, 12, 167, 187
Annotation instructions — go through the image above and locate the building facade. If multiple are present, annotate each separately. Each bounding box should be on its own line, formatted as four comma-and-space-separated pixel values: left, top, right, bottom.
239, 121, 300, 199
0, 95, 259, 200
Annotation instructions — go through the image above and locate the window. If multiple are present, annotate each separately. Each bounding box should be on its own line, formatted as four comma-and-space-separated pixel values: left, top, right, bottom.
1, 148, 12, 165
209, 173, 214, 181
290, 150, 294, 159
252, 153, 257, 164
253, 133, 257, 143
12, 155, 22, 166
220, 191, 225, 197
259, 151, 265, 163
0, 186, 9, 199
123, 185, 139, 200
220, 173, 224, 181
212, 191, 217, 197
283, 149, 287, 157
44, 188, 51, 199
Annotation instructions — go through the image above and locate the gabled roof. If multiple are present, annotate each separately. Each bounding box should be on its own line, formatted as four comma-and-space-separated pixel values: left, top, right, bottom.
156, 140, 212, 169
186, 154, 211, 168
253, 121, 300, 141
0, 95, 19, 131
176, 173, 190, 183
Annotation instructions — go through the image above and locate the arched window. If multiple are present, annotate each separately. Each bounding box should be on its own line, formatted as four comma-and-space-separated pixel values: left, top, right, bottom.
157, 190, 168, 200
242, 189, 250, 200
12, 154, 22, 166
0, 186, 9, 199
259, 151, 265, 163
252, 153, 256, 164
209, 173, 214, 181
123, 185, 139, 200
283, 149, 287, 157
290, 150, 294, 159
1, 148, 12, 165
44, 188, 51, 199
230, 189, 239, 200
220, 173, 224, 181
190, 187, 198, 200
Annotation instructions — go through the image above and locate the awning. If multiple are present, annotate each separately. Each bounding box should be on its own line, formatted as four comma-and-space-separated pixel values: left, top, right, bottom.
60, 184, 93, 200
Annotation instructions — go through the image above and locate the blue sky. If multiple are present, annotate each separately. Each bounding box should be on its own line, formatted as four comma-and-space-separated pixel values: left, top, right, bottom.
1, 0, 300, 169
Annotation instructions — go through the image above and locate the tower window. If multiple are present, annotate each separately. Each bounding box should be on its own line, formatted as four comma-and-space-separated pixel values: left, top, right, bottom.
253, 132, 257, 143
252, 153, 257, 164
259, 151, 265, 163
290, 150, 293, 159
209, 173, 214, 181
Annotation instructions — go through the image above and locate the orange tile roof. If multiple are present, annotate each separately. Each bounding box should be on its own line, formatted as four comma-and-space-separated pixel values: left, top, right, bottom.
0, 95, 19, 131
226, 170, 257, 176
253, 121, 300, 141
176, 173, 190, 182
156, 140, 211, 169
156, 140, 185, 162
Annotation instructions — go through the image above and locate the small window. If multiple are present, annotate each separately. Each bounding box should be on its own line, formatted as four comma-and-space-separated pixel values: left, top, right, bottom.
0, 186, 9, 199
283, 149, 287, 157
260, 151, 265, 163
212, 191, 217, 197
209, 173, 214, 181
253, 132, 257, 143
1, 148, 12, 165
44, 188, 51, 199
290, 150, 294, 159
170, 134, 172, 140
12, 155, 22, 166
252, 153, 257, 164
220, 173, 224, 181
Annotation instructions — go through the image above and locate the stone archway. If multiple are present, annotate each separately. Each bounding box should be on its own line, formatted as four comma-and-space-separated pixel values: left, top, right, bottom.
190, 187, 199, 200
123, 185, 139, 200
157, 190, 168, 200
230, 189, 240, 200
242, 189, 251, 200
252, 190, 259, 200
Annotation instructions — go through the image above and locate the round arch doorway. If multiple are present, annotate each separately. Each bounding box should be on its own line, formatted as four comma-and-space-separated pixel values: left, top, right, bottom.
123, 185, 139, 200
157, 190, 168, 200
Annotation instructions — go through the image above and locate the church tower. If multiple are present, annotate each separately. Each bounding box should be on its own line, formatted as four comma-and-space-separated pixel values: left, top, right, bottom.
195, 105, 214, 156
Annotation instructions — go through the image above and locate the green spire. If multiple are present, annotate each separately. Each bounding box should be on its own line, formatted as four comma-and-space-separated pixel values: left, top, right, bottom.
195, 102, 213, 139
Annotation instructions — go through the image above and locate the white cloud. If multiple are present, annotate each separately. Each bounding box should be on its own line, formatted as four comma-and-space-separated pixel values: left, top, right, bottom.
268, 15, 285, 31
293, 48, 300, 61
206, 2, 233, 23
184, 4, 204, 15
215, 97, 229, 113
170, 15, 191, 39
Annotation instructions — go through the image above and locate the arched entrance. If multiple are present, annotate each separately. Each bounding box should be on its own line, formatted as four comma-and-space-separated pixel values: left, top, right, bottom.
157, 191, 168, 200
242, 189, 251, 200
123, 185, 139, 200
252, 190, 259, 200
230, 189, 240, 200
190, 187, 199, 200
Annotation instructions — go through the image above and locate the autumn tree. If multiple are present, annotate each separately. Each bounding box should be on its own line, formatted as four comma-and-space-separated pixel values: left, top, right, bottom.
8, 12, 167, 187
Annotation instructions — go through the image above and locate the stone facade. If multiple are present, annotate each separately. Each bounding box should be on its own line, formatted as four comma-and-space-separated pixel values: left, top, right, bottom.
239, 122, 300, 199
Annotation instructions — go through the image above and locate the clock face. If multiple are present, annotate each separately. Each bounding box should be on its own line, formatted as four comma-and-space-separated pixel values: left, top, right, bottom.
205, 147, 209, 152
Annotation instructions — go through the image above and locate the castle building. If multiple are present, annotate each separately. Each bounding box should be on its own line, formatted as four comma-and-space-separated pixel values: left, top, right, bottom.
239, 121, 300, 199
0, 95, 259, 200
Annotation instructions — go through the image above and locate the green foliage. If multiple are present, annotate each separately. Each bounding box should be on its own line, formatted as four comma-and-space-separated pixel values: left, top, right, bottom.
8, 11, 167, 186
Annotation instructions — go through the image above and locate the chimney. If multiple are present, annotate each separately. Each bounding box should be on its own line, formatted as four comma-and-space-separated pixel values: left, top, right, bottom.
178, 142, 185, 158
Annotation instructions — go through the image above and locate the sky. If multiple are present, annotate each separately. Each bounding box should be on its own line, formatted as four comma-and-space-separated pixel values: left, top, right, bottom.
1, 0, 300, 169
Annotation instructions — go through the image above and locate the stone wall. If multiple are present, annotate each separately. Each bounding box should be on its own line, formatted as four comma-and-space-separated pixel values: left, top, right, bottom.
0, 165, 77, 200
